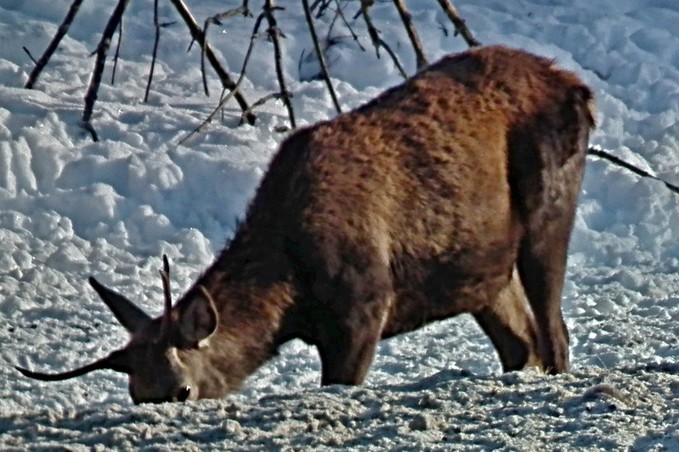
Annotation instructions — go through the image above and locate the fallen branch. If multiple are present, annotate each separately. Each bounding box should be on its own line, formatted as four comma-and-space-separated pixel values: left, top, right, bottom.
25, 0, 481, 141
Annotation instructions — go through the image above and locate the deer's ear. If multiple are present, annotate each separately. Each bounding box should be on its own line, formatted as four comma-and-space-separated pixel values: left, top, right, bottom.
178, 288, 218, 348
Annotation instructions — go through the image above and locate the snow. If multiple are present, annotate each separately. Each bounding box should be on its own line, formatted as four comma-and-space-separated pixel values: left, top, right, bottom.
2, 0, 679, 449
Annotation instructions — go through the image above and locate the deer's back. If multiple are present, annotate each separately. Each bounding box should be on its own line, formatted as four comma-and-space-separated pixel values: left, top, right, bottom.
254, 46, 592, 338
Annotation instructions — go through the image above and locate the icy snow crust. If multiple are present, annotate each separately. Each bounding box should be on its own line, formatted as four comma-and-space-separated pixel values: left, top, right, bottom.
1, 0, 679, 449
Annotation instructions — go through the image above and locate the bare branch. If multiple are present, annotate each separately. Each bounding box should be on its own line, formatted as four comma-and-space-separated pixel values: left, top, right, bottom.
24, 0, 86, 89
435, 0, 480, 48
168, 0, 256, 124
311, 0, 334, 18
359, 1, 407, 79
264, 0, 296, 128
22, 47, 38, 65
144, 0, 161, 103
110, 17, 124, 85
239, 92, 289, 125
81, 0, 131, 142
588, 146, 679, 195
200, 5, 251, 97
179, 68, 247, 145
179, 19, 268, 145
81, 121, 99, 142
301, 0, 341, 114
333, 0, 365, 51
392, 0, 427, 70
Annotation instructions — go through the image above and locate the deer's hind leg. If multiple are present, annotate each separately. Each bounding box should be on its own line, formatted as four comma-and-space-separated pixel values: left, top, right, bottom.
473, 267, 542, 372
511, 140, 587, 374
507, 86, 591, 373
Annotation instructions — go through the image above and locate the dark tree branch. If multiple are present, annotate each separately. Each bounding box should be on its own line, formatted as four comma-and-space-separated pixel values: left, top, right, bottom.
24, 0, 86, 89
588, 146, 679, 195
263, 0, 296, 129
168, 0, 255, 124
200, 4, 250, 96
178, 65, 248, 146
144, 0, 161, 103
301, 0, 341, 114
24, 0, 480, 141
435, 0, 481, 47
110, 17, 124, 85
22, 47, 38, 65
200, 4, 251, 97
311, 0, 333, 18
179, 15, 269, 144
333, 0, 365, 51
392, 0, 427, 70
359, 1, 407, 79
239, 92, 288, 126
81, 0, 131, 142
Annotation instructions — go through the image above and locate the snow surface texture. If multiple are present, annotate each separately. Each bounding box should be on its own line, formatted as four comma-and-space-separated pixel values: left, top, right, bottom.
1, 0, 679, 449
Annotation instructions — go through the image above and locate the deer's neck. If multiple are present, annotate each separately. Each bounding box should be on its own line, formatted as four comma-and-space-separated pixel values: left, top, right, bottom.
187, 226, 297, 394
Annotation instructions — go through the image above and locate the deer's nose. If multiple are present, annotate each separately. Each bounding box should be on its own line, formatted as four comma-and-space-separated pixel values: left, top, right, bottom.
176, 385, 191, 402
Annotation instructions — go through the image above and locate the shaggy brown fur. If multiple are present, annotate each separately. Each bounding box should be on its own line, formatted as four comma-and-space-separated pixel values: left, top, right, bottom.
18, 45, 594, 403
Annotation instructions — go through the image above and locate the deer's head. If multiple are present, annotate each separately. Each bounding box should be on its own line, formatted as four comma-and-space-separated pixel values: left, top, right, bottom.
16, 256, 220, 404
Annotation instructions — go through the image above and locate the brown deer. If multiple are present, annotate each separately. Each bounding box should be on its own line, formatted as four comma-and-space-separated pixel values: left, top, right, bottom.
17, 46, 595, 404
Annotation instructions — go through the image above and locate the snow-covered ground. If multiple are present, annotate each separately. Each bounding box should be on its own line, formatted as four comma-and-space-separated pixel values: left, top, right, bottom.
1, 0, 679, 449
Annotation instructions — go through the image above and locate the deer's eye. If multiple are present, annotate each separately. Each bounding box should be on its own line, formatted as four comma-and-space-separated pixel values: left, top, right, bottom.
176, 385, 191, 402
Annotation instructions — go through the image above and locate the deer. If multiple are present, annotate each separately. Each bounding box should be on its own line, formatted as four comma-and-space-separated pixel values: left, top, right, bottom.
17, 45, 595, 404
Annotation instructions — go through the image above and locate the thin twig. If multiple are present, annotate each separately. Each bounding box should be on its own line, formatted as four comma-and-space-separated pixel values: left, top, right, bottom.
111, 17, 124, 84
325, 1, 341, 37
168, 0, 256, 124
301, 0, 357, 76
178, 66, 248, 145
334, 0, 365, 51
301, 0, 341, 114
200, 5, 250, 97
264, 0, 296, 129
239, 92, 288, 123
588, 146, 679, 195
144, 0, 161, 103
323, 2, 354, 51
435, 0, 480, 47
392, 0, 427, 70
359, 1, 407, 79
22, 48, 38, 65
24, 0, 86, 89
81, 0, 131, 141
179, 21, 268, 145
312, 0, 334, 18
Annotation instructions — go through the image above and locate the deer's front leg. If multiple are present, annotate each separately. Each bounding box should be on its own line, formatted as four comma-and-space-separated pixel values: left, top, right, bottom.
317, 294, 392, 386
